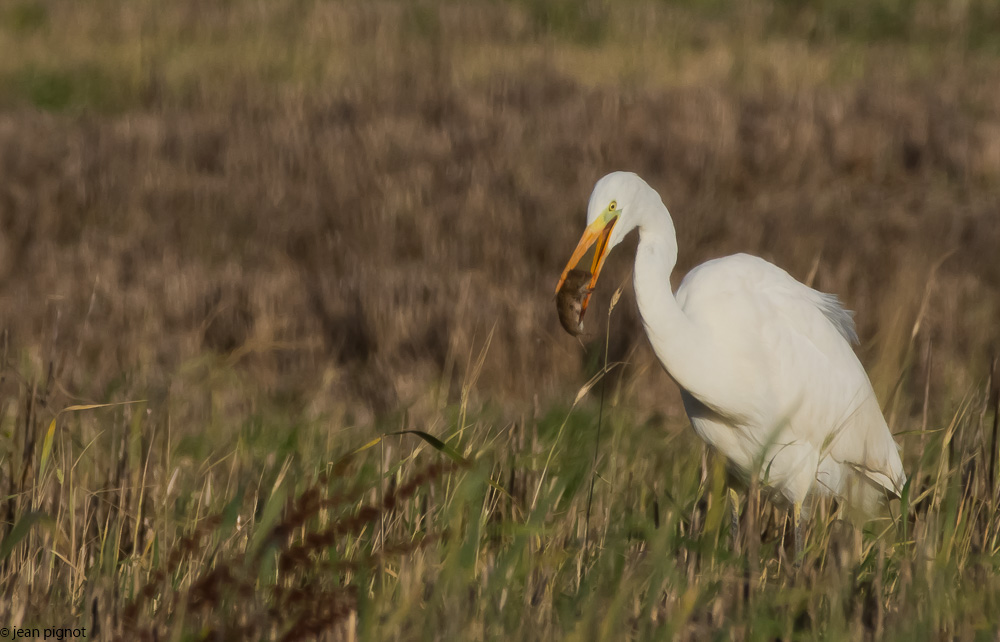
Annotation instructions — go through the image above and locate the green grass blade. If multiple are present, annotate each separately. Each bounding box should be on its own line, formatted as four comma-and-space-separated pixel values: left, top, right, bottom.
38, 401, 145, 477
1, 511, 52, 560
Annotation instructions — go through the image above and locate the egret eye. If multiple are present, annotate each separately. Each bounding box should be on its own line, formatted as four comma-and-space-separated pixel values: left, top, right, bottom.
609, 201, 617, 211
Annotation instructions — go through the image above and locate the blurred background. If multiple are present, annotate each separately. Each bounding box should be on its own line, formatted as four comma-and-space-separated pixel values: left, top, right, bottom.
1, 0, 998, 440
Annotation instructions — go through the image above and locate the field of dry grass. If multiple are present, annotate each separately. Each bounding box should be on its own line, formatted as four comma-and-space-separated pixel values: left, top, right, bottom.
1, 0, 999, 639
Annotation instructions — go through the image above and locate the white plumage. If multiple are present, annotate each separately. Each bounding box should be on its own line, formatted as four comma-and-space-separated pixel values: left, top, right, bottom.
557, 172, 906, 546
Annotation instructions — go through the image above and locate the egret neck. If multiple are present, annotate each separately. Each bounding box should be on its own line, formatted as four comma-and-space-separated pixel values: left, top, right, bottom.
631, 201, 724, 410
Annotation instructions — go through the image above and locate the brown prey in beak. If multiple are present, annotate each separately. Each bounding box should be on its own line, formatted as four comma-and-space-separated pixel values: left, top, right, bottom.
555, 214, 618, 329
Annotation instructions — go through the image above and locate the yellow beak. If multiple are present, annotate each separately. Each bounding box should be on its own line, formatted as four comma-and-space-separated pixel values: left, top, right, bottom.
555, 209, 618, 318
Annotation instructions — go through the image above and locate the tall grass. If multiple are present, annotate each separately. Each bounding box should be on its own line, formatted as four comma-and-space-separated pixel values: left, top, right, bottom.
0, 1, 998, 639
1, 336, 998, 639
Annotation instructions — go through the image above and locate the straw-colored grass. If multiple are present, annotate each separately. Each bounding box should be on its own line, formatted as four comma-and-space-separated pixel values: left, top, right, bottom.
1, 1, 999, 639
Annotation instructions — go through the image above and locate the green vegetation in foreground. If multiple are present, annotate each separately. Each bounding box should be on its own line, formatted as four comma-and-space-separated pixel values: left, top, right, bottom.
2, 355, 998, 640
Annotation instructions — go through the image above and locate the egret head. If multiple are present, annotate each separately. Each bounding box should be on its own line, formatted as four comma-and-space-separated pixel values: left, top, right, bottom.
555, 172, 655, 316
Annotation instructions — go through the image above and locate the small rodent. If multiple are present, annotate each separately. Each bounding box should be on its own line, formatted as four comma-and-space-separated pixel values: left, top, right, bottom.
556, 269, 592, 336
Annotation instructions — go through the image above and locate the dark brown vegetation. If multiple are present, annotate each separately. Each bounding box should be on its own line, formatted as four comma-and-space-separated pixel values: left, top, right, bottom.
0, 63, 1000, 413
0, 0, 999, 639
1, 57, 998, 421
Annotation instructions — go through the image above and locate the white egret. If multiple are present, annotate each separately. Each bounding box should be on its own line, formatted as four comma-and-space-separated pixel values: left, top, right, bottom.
556, 172, 906, 558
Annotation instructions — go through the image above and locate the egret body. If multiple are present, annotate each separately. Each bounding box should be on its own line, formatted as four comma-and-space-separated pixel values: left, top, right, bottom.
556, 172, 906, 556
